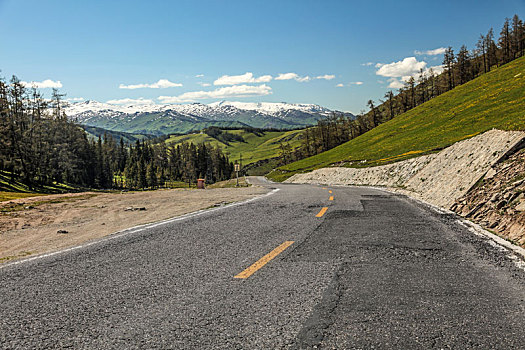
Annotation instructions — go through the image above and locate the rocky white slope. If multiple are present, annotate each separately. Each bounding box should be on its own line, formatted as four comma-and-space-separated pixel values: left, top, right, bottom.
286, 129, 525, 209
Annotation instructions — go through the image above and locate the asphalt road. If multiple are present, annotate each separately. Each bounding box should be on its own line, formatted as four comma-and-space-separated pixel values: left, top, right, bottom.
1, 177, 524, 349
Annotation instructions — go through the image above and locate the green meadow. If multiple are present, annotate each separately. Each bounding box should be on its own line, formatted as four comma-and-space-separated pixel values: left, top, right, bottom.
166, 129, 304, 165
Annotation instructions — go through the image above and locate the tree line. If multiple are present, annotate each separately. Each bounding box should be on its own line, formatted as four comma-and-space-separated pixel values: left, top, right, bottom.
0, 77, 233, 190
277, 14, 525, 165
117, 139, 234, 189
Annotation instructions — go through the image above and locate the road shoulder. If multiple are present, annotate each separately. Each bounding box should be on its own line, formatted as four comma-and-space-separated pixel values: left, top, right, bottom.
0, 186, 270, 264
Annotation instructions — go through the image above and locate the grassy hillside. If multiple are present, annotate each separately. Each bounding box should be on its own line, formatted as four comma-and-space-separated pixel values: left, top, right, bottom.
0, 171, 79, 201
268, 56, 525, 182
166, 129, 304, 164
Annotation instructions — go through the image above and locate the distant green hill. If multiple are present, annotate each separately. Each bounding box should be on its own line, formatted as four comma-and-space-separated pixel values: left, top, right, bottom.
82, 125, 156, 143
81, 112, 251, 136
166, 128, 304, 165
268, 56, 525, 182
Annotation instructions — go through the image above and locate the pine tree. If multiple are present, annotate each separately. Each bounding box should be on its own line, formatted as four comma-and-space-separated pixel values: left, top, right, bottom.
443, 47, 455, 91
138, 156, 147, 189
511, 14, 524, 58
457, 45, 471, 85
486, 28, 497, 70
147, 162, 157, 189
367, 100, 380, 127
477, 34, 488, 73
158, 167, 166, 188
499, 18, 512, 64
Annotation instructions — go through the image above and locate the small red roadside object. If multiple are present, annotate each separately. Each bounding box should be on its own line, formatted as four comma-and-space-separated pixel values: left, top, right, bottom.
197, 179, 205, 189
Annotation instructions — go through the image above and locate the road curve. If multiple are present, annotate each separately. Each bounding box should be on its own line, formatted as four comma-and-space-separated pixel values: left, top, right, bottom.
1, 177, 524, 349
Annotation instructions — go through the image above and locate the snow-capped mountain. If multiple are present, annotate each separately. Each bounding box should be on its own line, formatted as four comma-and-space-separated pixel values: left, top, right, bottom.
65, 100, 353, 135
65, 100, 161, 115
66, 100, 336, 117
208, 101, 334, 115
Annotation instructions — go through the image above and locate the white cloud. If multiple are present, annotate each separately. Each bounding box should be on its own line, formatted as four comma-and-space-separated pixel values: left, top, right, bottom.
338, 81, 364, 87
414, 47, 446, 56
387, 78, 405, 89
195, 74, 204, 78
297, 76, 311, 82
158, 84, 272, 103
275, 72, 311, 82
376, 56, 446, 89
21, 79, 62, 89
361, 62, 374, 66
119, 79, 182, 89
198, 82, 211, 87
427, 64, 444, 75
376, 57, 427, 78
106, 97, 155, 105
213, 72, 273, 85
384, 64, 444, 89
315, 74, 335, 80
275, 72, 299, 80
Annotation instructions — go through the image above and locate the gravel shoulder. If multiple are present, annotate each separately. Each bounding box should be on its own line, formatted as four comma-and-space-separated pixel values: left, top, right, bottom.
0, 186, 269, 263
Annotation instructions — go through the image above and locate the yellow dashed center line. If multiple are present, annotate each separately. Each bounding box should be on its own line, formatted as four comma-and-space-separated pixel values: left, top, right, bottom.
234, 241, 294, 279
236, 186, 335, 279
316, 207, 328, 217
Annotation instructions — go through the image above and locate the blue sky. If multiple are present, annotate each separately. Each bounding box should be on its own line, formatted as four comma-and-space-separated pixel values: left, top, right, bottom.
0, 0, 523, 113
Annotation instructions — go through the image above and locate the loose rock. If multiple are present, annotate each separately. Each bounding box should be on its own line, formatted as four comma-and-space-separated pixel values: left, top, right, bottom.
124, 206, 146, 211
515, 201, 525, 211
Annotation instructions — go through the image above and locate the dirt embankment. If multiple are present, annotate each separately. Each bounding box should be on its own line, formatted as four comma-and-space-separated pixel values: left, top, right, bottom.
0, 186, 269, 263
452, 149, 525, 246
287, 129, 525, 247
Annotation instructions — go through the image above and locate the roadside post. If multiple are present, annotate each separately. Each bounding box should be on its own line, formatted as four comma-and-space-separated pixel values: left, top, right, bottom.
234, 162, 240, 186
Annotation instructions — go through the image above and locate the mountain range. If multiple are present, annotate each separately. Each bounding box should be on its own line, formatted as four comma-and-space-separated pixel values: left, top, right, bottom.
66, 100, 354, 135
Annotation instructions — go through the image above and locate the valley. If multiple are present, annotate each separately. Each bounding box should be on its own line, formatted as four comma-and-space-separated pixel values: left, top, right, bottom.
165, 128, 304, 165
